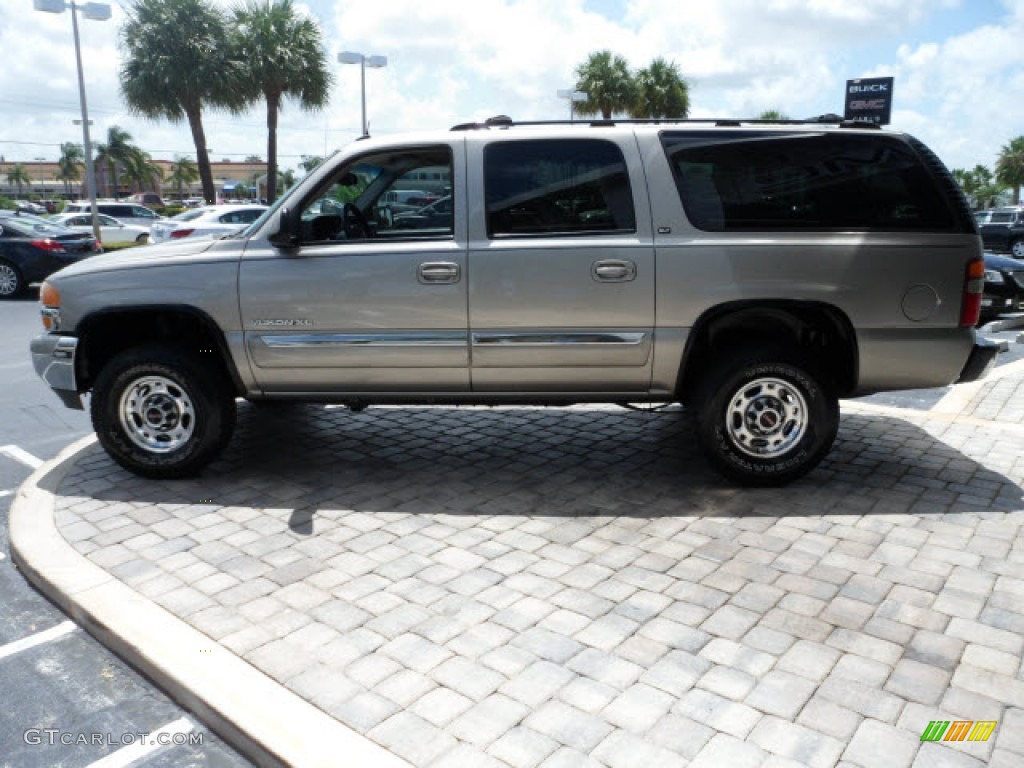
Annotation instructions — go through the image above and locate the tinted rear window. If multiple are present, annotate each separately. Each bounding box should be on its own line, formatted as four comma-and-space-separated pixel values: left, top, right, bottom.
661, 131, 957, 232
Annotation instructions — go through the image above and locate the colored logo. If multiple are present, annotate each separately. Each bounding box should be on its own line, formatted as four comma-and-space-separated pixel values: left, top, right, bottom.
921, 721, 997, 742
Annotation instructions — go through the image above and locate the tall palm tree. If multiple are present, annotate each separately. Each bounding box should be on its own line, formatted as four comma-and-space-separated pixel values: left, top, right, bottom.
996, 136, 1024, 205
56, 142, 84, 197
631, 58, 689, 119
6, 164, 31, 198
120, 0, 249, 204
231, 0, 332, 205
93, 125, 135, 198
574, 50, 635, 120
121, 148, 164, 195
167, 156, 200, 200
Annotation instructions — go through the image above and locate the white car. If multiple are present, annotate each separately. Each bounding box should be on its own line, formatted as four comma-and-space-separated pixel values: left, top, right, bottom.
149, 204, 269, 244
50, 213, 151, 244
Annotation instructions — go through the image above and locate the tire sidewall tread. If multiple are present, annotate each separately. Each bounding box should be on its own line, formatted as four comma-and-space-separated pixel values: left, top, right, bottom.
694, 350, 838, 487
90, 345, 235, 479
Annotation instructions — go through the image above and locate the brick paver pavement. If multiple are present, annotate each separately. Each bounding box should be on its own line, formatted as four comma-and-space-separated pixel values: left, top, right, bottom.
50, 389, 1024, 767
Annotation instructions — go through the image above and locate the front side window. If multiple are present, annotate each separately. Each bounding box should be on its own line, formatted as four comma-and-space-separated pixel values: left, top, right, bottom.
484, 139, 636, 238
298, 146, 453, 243
662, 131, 957, 232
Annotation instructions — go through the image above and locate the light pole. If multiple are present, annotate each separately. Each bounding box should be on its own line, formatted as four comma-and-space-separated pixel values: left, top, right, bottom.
557, 89, 588, 122
338, 51, 387, 138
34, 0, 110, 241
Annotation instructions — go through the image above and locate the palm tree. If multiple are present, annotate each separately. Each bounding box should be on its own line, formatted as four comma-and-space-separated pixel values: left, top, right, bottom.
121, 148, 164, 195
277, 167, 296, 194
6, 164, 31, 198
167, 156, 200, 200
574, 50, 635, 120
94, 125, 135, 198
631, 58, 689, 119
232, 0, 332, 205
996, 136, 1024, 205
56, 142, 84, 197
119, 0, 249, 204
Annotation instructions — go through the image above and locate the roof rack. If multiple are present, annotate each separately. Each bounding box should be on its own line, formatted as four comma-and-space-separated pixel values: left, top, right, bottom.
450, 114, 881, 131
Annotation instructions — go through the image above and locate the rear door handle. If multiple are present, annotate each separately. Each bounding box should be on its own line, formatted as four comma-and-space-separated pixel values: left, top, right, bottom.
418, 261, 461, 284
592, 259, 636, 282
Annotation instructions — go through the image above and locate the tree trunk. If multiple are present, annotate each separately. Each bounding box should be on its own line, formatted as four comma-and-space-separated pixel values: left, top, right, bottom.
266, 91, 280, 205
186, 104, 217, 205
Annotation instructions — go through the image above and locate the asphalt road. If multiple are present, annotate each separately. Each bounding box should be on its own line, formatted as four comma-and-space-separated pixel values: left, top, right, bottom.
0, 295, 251, 768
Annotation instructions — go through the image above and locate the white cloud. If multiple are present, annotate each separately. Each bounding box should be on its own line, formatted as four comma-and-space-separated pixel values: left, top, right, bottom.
1, 0, 1020, 175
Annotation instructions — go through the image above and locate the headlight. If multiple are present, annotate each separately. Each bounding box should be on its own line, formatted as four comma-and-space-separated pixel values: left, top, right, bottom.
40, 281, 62, 331
984, 269, 1005, 284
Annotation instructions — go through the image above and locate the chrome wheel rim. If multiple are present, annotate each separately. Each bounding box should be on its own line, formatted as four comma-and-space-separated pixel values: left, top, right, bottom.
1012, 241, 1024, 259
725, 376, 808, 459
119, 375, 195, 453
0, 264, 18, 296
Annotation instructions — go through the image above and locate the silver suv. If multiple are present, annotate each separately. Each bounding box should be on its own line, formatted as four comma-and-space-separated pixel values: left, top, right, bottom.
31, 117, 997, 485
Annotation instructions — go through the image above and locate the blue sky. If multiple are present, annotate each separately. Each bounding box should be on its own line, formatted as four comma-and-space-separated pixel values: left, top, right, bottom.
4, 0, 1024, 175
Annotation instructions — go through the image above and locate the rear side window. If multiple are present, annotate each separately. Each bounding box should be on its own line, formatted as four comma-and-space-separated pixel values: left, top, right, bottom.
485, 139, 636, 237
662, 131, 957, 232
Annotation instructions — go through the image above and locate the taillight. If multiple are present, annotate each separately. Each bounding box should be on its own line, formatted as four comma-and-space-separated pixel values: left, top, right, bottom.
170, 229, 195, 239
30, 239, 67, 254
960, 257, 985, 327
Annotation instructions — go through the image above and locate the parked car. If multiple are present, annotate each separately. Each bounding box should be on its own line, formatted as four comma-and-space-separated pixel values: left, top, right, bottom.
980, 251, 1024, 322
30, 116, 996, 485
977, 206, 1024, 258
392, 195, 453, 230
0, 214, 100, 298
149, 204, 269, 243
50, 213, 151, 245
15, 201, 48, 215
131, 192, 165, 208
61, 201, 164, 229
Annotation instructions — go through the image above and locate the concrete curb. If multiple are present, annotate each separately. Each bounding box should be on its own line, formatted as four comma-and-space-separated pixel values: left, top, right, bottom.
9, 435, 411, 768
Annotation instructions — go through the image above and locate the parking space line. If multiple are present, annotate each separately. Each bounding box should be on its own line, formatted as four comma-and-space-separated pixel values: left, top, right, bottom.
0, 621, 76, 661
85, 717, 194, 768
0, 445, 43, 469
0, 489, 13, 498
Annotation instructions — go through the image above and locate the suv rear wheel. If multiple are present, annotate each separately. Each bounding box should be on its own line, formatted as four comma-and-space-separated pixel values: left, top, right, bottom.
693, 348, 839, 486
91, 345, 235, 479
1011, 238, 1024, 260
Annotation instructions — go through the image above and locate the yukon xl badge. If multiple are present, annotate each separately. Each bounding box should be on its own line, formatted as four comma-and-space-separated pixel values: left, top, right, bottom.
251, 319, 313, 327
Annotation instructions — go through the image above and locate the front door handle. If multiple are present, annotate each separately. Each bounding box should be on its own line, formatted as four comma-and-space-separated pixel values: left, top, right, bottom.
418, 261, 461, 284
592, 259, 637, 282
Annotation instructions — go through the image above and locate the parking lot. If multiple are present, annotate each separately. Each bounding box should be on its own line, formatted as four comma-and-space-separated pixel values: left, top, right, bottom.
9, 344, 1024, 767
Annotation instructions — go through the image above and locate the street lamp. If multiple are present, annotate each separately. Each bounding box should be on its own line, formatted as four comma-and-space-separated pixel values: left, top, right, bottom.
34, 0, 110, 241
557, 89, 588, 122
338, 51, 387, 138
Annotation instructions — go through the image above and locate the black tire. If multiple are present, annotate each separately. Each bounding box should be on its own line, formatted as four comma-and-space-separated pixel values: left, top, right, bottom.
1011, 238, 1024, 260
90, 345, 236, 479
135, 234, 149, 244
693, 348, 839, 486
0, 260, 25, 299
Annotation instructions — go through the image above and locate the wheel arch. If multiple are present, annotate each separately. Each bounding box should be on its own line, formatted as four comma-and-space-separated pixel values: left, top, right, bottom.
676, 300, 859, 402
74, 305, 244, 396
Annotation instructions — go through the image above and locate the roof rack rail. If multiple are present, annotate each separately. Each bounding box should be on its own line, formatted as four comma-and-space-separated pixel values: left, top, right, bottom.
450, 115, 884, 131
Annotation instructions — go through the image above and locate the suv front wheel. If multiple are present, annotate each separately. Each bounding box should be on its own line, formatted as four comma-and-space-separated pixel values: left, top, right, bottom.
91, 345, 236, 479
694, 349, 839, 486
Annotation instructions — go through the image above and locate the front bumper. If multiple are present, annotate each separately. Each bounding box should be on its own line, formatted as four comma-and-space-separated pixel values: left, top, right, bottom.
30, 333, 83, 410
956, 337, 1000, 384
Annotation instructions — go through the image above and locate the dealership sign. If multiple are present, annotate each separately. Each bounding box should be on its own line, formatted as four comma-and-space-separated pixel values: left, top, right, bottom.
844, 77, 894, 125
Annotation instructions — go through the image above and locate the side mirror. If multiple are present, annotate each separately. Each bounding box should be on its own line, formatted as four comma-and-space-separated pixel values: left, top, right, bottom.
269, 207, 300, 249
